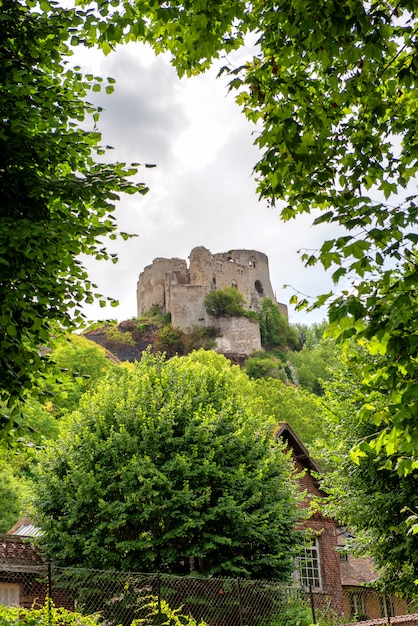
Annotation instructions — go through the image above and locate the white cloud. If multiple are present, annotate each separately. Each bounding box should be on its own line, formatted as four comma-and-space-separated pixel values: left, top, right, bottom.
74, 42, 337, 326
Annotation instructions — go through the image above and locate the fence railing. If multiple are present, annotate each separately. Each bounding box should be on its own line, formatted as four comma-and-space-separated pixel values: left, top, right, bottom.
0, 562, 415, 626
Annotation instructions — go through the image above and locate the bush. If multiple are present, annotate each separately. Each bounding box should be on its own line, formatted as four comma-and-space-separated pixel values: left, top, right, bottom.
104, 324, 135, 346
156, 323, 186, 356
204, 287, 246, 318
135, 321, 150, 334
244, 351, 289, 382
0, 602, 100, 626
258, 597, 313, 626
134, 307, 172, 329
133, 597, 209, 625
182, 326, 217, 352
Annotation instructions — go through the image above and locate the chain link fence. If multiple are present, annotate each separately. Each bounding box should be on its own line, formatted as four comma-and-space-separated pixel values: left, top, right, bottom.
50, 566, 305, 626
1, 563, 416, 625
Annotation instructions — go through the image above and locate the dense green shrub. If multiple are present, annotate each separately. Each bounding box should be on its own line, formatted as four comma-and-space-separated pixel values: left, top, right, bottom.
0, 602, 100, 626
133, 597, 208, 625
204, 287, 247, 318
156, 323, 186, 356
244, 351, 288, 382
260, 597, 313, 626
104, 325, 135, 346
183, 326, 217, 352
139, 305, 172, 326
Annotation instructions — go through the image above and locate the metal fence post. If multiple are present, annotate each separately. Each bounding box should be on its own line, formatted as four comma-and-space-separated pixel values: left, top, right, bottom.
385, 593, 391, 625
156, 572, 161, 626
236, 578, 244, 626
48, 561, 52, 626
309, 584, 316, 625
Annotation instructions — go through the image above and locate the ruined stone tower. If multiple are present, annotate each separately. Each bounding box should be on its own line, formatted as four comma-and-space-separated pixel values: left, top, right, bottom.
136, 246, 287, 356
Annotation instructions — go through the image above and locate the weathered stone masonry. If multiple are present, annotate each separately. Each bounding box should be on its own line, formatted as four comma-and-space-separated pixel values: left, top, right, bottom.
136, 246, 288, 357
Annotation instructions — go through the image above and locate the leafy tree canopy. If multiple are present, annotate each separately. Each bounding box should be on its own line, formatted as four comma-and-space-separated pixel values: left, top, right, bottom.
72, 0, 418, 473
251, 378, 322, 447
204, 286, 247, 318
0, 457, 31, 532
288, 333, 339, 396
315, 343, 418, 598
258, 298, 300, 351
45, 335, 120, 419
5, 335, 119, 446
244, 351, 290, 383
33, 350, 303, 579
0, 0, 148, 436
0, 334, 119, 531
291, 321, 329, 350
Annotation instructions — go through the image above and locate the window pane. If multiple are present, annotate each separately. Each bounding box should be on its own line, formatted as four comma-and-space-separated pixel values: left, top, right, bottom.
298, 539, 322, 589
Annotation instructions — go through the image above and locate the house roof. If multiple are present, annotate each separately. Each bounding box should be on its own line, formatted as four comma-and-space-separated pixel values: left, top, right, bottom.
7, 517, 42, 537
339, 553, 377, 586
274, 421, 322, 475
337, 528, 377, 586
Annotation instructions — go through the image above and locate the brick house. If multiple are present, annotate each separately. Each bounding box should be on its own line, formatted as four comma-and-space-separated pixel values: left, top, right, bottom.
0, 519, 73, 610
276, 422, 411, 624
338, 529, 408, 621
275, 422, 345, 617
0, 529, 46, 608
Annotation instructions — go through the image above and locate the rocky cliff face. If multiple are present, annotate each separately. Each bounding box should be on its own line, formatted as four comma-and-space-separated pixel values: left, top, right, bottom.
84, 319, 251, 365
84, 320, 159, 363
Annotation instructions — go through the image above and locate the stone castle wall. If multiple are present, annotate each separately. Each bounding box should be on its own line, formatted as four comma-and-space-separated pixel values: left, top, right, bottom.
214, 317, 261, 355
136, 246, 287, 356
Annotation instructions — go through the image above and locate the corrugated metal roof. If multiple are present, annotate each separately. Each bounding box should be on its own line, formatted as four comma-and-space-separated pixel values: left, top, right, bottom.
12, 523, 42, 537
7, 518, 42, 537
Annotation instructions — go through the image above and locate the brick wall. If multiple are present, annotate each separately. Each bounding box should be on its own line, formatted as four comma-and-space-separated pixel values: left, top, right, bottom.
0, 534, 75, 610
342, 615, 418, 626
293, 461, 344, 616
0, 533, 41, 564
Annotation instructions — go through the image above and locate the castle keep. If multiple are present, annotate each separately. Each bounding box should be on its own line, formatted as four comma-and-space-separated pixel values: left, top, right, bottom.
136, 246, 287, 356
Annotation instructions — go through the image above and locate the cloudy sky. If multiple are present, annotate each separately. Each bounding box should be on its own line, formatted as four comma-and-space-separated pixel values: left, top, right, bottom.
76, 42, 337, 326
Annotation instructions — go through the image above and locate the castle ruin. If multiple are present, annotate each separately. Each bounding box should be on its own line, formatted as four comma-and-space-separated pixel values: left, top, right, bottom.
136, 246, 287, 356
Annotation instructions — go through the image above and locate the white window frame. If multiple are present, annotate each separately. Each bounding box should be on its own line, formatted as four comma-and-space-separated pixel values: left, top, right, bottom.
297, 537, 322, 590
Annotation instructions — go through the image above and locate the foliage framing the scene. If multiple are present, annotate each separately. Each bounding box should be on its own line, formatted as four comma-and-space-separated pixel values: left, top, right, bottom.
70, 0, 418, 474
33, 350, 302, 579
315, 343, 418, 598
0, 0, 148, 435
